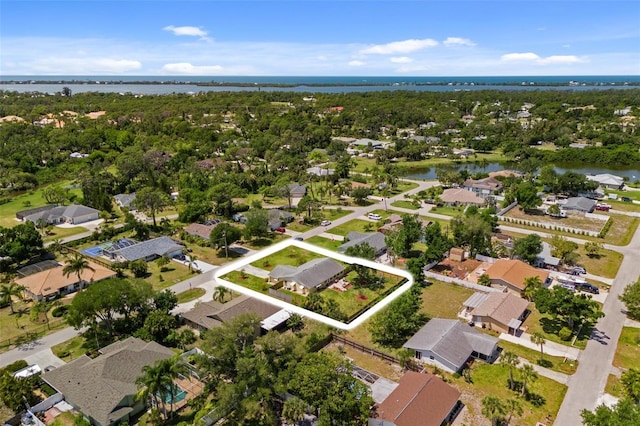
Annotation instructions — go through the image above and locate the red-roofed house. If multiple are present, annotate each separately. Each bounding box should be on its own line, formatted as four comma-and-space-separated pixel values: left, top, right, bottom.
370, 371, 462, 426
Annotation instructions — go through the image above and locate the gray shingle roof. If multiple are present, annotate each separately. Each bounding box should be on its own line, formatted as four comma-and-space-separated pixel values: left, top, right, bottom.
114, 193, 137, 209
42, 337, 174, 426
268, 258, 344, 289
109, 236, 184, 262
403, 319, 498, 371
562, 197, 596, 212
338, 232, 387, 255
24, 204, 99, 223
181, 295, 281, 330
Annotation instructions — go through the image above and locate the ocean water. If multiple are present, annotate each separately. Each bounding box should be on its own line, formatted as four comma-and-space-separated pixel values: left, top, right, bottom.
1, 75, 638, 95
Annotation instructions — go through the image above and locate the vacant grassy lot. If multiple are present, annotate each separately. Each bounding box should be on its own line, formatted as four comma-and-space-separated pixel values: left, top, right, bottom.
420, 280, 475, 319
613, 326, 640, 369
505, 207, 607, 233
324, 342, 403, 381
222, 270, 271, 293
142, 260, 194, 290
428, 205, 467, 217
390, 200, 420, 210
575, 246, 623, 279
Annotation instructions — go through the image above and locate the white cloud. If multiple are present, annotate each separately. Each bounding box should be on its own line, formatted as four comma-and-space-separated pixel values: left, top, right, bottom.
348, 60, 365, 67
161, 62, 224, 74
360, 39, 438, 55
390, 56, 413, 64
443, 37, 476, 47
163, 25, 211, 41
501, 52, 585, 65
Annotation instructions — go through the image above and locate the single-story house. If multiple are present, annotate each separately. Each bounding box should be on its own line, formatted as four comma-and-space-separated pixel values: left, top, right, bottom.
350, 138, 384, 149
183, 223, 217, 240
105, 236, 184, 263
586, 173, 625, 190
307, 166, 335, 177
462, 176, 503, 197
403, 319, 500, 373
268, 258, 346, 295
282, 183, 307, 198
376, 214, 403, 234
535, 241, 561, 270
370, 371, 462, 426
267, 209, 295, 231
560, 197, 597, 213
41, 337, 175, 426
23, 204, 99, 225
17, 260, 116, 301
113, 193, 137, 211
338, 232, 387, 257
462, 291, 530, 335
439, 188, 485, 206
181, 295, 286, 332
483, 259, 550, 295
16, 205, 56, 221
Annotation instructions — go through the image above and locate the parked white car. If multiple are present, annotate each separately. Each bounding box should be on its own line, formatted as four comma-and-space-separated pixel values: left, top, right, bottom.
367, 213, 382, 220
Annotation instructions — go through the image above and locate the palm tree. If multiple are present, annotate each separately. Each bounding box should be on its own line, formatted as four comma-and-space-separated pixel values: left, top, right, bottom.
136, 356, 190, 420
500, 351, 519, 390
63, 253, 94, 288
481, 395, 506, 426
520, 363, 539, 397
530, 331, 546, 363
504, 398, 523, 425
0, 282, 26, 314
136, 363, 170, 420
212, 285, 229, 303
282, 396, 308, 425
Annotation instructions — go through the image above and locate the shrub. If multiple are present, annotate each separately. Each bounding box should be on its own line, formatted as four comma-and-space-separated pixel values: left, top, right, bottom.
3, 359, 28, 374
559, 327, 573, 341
51, 305, 68, 317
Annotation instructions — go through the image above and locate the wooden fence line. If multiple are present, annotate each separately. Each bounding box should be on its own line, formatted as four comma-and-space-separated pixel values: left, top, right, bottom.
330, 333, 423, 372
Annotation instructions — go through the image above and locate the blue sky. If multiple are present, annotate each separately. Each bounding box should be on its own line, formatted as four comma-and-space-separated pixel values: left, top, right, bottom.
1, 0, 639, 76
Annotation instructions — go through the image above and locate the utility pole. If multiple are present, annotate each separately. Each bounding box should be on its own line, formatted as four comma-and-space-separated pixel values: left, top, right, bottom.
222, 231, 228, 259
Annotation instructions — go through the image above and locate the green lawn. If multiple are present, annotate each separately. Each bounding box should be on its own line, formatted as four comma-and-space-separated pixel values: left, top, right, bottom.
222, 270, 271, 293
176, 288, 206, 303
613, 327, 640, 369
428, 205, 467, 217
420, 280, 475, 319
605, 374, 623, 398
251, 247, 324, 271
523, 306, 589, 350
498, 340, 578, 375
453, 363, 567, 426
143, 261, 194, 291
0, 299, 69, 353
0, 180, 83, 228
328, 219, 378, 236
305, 235, 343, 251
576, 246, 623, 279
52, 335, 93, 362
390, 200, 420, 210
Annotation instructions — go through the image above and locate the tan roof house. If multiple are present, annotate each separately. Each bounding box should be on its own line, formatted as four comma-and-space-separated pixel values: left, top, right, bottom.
463, 291, 530, 335
371, 371, 462, 426
439, 188, 485, 206
484, 259, 549, 295
462, 176, 503, 197
41, 337, 175, 426
183, 223, 217, 240
17, 261, 116, 301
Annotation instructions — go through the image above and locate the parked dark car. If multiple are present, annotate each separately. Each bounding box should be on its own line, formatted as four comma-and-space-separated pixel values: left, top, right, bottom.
580, 283, 600, 294
293, 236, 303, 241
621, 196, 633, 202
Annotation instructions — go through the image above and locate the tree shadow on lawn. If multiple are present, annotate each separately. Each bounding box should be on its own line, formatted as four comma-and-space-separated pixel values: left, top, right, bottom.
250, 238, 274, 247
539, 317, 594, 342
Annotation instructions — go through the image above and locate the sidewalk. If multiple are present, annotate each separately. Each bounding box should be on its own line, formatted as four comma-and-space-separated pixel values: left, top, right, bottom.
519, 357, 570, 385
499, 331, 581, 361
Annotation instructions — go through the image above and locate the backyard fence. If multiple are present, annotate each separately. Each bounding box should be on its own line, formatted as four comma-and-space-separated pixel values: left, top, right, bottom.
0, 318, 66, 351
331, 334, 423, 373
498, 215, 601, 237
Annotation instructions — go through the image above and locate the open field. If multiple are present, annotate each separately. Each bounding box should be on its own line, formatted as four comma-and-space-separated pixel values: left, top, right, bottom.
612, 326, 640, 369
420, 280, 475, 319
390, 200, 420, 210
305, 235, 343, 251
428, 205, 467, 217
0, 180, 83, 228
505, 207, 607, 234
327, 219, 378, 236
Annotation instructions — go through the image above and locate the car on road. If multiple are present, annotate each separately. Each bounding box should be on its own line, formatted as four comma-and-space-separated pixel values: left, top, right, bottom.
293, 236, 303, 241
621, 196, 633, 202
595, 203, 611, 211
367, 213, 382, 220
320, 220, 331, 226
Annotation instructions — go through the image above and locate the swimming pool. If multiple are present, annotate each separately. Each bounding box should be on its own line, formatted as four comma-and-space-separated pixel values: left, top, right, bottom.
158, 384, 187, 404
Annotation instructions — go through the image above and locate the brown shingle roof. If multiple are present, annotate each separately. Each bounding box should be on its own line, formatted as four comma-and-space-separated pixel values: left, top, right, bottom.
376, 371, 461, 426
183, 223, 216, 240
440, 188, 485, 205
485, 259, 549, 291
181, 295, 280, 330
